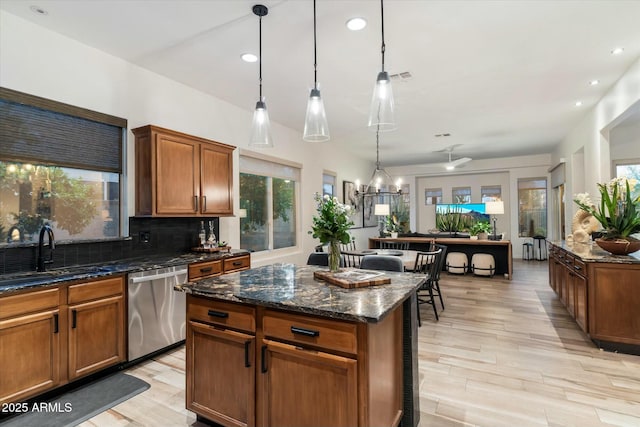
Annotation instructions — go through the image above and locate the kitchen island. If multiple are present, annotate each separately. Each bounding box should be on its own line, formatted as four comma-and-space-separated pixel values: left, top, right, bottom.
175, 263, 423, 427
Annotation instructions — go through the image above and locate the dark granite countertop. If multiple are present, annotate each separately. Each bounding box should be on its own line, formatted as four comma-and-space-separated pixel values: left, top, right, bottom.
0, 249, 250, 295
174, 263, 423, 323
549, 241, 640, 264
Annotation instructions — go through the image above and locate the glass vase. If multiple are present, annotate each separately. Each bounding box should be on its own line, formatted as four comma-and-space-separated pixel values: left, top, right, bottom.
328, 240, 341, 272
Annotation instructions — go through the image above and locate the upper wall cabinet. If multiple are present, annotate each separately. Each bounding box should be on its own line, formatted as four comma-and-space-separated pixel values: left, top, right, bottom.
132, 125, 235, 217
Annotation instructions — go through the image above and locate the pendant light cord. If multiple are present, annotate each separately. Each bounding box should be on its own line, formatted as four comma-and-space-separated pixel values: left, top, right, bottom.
376, 126, 381, 169
380, 0, 386, 72
313, 0, 318, 89
259, 14, 263, 99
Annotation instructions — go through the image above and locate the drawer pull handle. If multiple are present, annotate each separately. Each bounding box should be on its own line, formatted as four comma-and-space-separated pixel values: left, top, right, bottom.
244, 340, 251, 368
200, 267, 213, 273
261, 345, 268, 373
207, 310, 229, 318
233, 261, 243, 266
53, 313, 59, 334
291, 326, 320, 337
72, 309, 77, 329
574, 265, 582, 271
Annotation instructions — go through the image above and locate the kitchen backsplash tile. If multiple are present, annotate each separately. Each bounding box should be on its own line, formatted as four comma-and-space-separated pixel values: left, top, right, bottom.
0, 217, 219, 275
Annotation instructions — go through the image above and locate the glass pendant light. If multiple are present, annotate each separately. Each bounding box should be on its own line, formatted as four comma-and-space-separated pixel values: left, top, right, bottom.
303, 0, 330, 142
249, 4, 273, 148
368, 0, 396, 131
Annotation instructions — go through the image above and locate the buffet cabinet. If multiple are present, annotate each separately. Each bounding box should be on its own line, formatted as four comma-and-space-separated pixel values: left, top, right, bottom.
186, 295, 402, 427
0, 276, 126, 404
133, 125, 235, 217
548, 243, 640, 349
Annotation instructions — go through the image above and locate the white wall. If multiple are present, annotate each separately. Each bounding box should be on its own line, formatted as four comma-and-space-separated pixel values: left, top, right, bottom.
552, 58, 640, 234
0, 11, 376, 266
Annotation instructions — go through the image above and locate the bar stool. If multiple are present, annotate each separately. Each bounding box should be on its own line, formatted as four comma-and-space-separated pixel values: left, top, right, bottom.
471, 253, 495, 277
522, 240, 533, 260
446, 252, 468, 274
533, 235, 547, 260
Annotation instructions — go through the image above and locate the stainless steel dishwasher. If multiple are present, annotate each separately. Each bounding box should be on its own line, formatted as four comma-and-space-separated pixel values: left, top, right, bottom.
127, 265, 188, 361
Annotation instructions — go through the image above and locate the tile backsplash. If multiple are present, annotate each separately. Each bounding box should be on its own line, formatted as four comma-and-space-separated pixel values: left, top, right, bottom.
0, 217, 219, 275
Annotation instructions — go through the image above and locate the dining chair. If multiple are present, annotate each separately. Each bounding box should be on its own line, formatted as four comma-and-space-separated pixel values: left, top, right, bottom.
412, 249, 443, 325
340, 237, 357, 252
360, 255, 404, 272
343, 252, 364, 268
307, 252, 345, 268
380, 241, 410, 250
431, 243, 448, 310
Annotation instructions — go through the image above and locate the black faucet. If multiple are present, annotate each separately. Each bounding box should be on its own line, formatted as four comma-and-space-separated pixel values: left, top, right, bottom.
6, 225, 24, 243
37, 223, 55, 272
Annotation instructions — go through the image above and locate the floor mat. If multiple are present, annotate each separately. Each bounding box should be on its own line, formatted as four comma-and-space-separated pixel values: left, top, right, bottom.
0, 372, 150, 427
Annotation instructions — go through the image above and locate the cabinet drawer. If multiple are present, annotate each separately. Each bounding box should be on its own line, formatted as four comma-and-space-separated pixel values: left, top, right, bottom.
223, 255, 251, 273
262, 310, 358, 355
0, 287, 60, 320
573, 258, 587, 277
188, 295, 255, 333
68, 276, 124, 304
189, 260, 223, 281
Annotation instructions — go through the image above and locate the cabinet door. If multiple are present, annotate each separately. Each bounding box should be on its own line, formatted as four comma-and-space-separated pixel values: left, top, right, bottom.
0, 310, 61, 404
200, 144, 233, 215
187, 321, 255, 427
68, 295, 125, 380
259, 339, 357, 427
565, 268, 576, 316
574, 273, 588, 332
155, 133, 200, 215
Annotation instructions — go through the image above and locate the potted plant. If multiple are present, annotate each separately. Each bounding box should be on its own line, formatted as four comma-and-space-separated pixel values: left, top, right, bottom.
573, 177, 640, 255
385, 214, 401, 238
309, 193, 354, 271
469, 221, 492, 240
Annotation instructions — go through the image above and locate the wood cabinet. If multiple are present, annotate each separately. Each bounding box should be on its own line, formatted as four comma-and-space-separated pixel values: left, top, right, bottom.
548, 242, 640, 350
133, 125, 235, 217
67, 277, 125, 380
186, 295, 403, 427
0, 276, 126, 404
189, 254, 251, 281
0, 288, 62, 404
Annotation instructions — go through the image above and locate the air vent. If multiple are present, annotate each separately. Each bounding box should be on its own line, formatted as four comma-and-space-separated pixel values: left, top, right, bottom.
390, 71, 413, 81
435, 133, 451, 137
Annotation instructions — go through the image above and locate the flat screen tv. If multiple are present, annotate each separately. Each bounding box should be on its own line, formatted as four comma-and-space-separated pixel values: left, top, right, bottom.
435, 203, 490, 222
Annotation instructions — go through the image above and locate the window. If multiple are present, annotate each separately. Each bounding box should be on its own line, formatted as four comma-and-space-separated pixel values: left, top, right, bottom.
1, 88, 125, 244
518, 178, 547, 237
425, 188, 442, 205
239, 155, 299, 252
615, 161, 640, 200
481, 185, 502, 202
452, 187, 471, 204
1, 162, 120, 242
323, 172, 336, 197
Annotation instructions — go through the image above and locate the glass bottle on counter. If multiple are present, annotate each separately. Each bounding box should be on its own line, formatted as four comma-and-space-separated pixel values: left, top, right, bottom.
208, 220, 217, 247
199, 221, 207, 247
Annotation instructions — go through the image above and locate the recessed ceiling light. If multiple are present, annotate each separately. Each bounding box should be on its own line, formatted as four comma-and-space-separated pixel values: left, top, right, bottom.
30, 5, 48, 15
575, 101, 583, 107
611, 47, 624, 55
589, 79, 599, 86
241, 53, 257, 63
346, 17, 367, 31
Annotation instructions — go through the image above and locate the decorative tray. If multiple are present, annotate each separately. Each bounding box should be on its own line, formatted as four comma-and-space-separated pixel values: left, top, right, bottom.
313, 268, 391, 289
191, 245, 231, 253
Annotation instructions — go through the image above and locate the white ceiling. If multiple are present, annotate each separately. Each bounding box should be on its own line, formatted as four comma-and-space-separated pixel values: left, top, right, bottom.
2, 0, 639, 167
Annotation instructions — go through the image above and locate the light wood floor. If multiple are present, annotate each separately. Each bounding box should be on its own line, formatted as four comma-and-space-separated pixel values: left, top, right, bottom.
80, 260, 640, 427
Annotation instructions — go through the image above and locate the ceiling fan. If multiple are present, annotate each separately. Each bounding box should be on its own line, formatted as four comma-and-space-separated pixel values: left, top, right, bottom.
441, 145, 472, 170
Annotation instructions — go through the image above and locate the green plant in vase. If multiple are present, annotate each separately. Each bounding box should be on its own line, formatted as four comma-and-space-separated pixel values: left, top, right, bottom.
469, 221, 492, 239
309, 193, 354, 271
574, 177, 640, 255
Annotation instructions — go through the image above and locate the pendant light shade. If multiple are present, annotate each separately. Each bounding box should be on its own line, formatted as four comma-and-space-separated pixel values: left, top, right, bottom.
368, 0, 396, 131
249, 4, 273, 148
303, 0, 330, 142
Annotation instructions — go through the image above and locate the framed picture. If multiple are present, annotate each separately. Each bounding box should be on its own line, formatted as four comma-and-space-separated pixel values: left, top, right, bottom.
343, 181, 363, 228
363, 196, 378, 228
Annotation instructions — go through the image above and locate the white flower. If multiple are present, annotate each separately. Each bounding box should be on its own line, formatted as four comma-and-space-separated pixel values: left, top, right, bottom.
323, 194, 330, 201
574, 193, 592, 206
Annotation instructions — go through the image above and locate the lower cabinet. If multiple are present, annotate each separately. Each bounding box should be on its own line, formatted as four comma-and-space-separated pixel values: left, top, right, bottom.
186, 295, 403, 427
0, 276, 126, 404
0, 288, 62, 404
